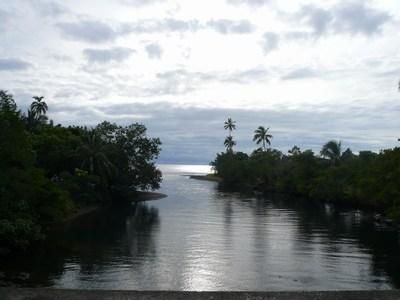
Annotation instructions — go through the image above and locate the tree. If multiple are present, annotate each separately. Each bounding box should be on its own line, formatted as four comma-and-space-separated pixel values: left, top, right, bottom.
253, 126, 273, 151
95, 121, 162, 192
320, 140, 342, 164
224, 118, 236, 137
0, 90, 17, 112
80, 130, 115, 177
224, 136, 236, 153
31, 96, 48, 117
288, 145, 301, 156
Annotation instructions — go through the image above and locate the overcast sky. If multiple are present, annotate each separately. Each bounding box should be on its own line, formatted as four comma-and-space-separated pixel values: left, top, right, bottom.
1, 0, 399, 164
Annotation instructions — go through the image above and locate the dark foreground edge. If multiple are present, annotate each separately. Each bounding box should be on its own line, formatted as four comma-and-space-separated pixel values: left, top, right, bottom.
1, 289, 400, 300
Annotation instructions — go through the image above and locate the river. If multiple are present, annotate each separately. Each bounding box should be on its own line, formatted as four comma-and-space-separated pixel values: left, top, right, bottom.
1, 164, 399, 290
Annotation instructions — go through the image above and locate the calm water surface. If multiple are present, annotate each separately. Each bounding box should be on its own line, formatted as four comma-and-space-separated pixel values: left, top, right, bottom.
1, 164, 400, 290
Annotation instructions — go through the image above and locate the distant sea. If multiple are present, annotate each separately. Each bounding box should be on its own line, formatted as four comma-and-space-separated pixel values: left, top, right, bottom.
158, 164, 213, 175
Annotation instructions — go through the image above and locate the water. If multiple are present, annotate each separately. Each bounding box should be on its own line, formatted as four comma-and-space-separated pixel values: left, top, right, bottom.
1, 164, 399, 290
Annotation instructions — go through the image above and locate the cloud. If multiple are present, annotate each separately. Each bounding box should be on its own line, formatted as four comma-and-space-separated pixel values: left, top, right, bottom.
226, 0, 270, 7
57, 20, 117, 43
141, 67, 269, 97
261, 32, 279, 54
29, 0, 68, 17
151, 67, 269, 95
296, 5, 333, 36
0, 58, 32, 71
332, 2, 391, 36
121, 18, 200, 34
120, 0, 166, 6
83, 47, 135, 64
223, 67, 269, 83
293, 2, 391, 39
206, 19, 255, 34
145, 43, 163, 59
121, 18, 255, 35
282, 68, 319, 80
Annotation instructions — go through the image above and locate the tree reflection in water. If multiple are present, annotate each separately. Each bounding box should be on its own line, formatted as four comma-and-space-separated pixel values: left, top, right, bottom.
0, 202, 160, 287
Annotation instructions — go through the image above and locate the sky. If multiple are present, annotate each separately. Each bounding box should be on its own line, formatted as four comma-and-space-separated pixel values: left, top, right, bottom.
0, 0, 399, 164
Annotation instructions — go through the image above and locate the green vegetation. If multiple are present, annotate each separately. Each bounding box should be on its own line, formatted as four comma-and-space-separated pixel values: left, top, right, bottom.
0, 91, 162, 250
212, 122, 400, 220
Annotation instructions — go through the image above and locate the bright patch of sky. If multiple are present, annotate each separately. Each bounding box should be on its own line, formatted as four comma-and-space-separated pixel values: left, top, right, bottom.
1, 0, 400, 163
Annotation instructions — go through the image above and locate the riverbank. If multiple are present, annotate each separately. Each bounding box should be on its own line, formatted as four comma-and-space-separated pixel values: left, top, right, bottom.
189, 174, 222, 182
132, 191, 168, 201
2, 289, 400, 300
62, 191, 167, 224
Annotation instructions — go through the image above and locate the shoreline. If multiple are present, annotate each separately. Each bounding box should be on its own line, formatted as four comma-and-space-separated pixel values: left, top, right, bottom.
189, 174, 222, 182
62, 191, 167, 224
132, 191, 168, 202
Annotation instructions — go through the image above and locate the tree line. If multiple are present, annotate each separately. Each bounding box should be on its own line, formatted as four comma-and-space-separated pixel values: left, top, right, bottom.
0, 90, 162, 250
212, 118, 400, 220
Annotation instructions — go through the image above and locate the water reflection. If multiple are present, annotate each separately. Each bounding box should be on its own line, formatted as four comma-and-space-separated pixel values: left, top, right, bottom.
0, 164, 399, 290
0, 203, 160, 288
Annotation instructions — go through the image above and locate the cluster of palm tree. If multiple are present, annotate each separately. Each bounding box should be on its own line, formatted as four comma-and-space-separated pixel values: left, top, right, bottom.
223, 118, 273, 153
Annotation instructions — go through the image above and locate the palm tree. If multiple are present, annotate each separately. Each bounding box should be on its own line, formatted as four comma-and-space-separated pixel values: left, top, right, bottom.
224, 136, 236, 153
253, 126, 273, 151
320, 140, 342, 164
31, 96, 48, 117
224, 118, 236, 137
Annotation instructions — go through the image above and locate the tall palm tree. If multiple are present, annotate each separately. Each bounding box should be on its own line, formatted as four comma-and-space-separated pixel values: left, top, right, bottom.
31, 96, 48, 117
320, 140, 342, 164
224, 136, 236, 153
253, 126, 273, 151
224, 118, 236, 137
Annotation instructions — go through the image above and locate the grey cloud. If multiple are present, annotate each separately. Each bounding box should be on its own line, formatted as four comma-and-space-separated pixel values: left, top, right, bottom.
227, 0, 270, 7
0, 58, 32, 71
261, 32, 279, 54
83, 47, 135, 64
29, 0, 68, 17
223, 68, 268, 83
121, 18, 255, 35
332, 2, 391, 35
282, 68, 319, 80
57, 20, 117, 43
293, 2, 391, 39
121, 18, 200, 34
207, 19, 255, 34
142, 67, 269, 97
145, 43, 163, 59
297, 5, 333, 36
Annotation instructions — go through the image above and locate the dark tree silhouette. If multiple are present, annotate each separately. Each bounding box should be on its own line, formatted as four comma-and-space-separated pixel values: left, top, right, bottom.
253, 126, 272, 151
31, 96, 48, 117
224, 118, 236, 137
320, 140, 342, 163
224, 136, 236, 153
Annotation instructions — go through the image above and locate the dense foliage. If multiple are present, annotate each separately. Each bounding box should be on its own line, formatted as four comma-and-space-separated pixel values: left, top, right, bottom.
0, 91, 162, 250
213, 122, 400, 220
